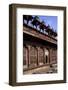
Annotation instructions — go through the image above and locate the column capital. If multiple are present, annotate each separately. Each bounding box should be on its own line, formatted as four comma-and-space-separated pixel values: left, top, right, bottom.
36, 46, 39, 50
27, 45, 30, 50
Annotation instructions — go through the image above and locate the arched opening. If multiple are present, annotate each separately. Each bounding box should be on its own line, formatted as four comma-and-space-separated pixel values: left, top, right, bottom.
44, 48, 49, 64
46, 55, 48, 63
39, 47, 44, 65
30, 46, 37, 68
52, 48, 57, 63
23, 46, 28, 69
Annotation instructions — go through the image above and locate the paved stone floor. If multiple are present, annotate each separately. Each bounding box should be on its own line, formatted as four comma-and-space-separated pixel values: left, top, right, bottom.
23, 64, 57, 74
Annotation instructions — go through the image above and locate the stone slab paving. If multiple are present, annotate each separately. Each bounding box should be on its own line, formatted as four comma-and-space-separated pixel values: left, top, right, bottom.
23, 64, 57, 74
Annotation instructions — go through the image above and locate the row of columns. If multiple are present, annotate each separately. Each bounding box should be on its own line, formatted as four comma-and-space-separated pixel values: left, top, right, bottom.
24, 45, 51, 68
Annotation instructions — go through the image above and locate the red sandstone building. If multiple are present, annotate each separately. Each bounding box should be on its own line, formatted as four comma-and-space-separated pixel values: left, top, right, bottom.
23, 15, 57, 74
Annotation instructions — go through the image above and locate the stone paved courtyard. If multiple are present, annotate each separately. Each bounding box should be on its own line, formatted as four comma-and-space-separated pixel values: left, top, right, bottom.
23, 64, 57, 74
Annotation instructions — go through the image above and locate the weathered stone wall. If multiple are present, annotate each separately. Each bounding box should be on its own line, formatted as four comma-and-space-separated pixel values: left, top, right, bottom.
23, 42, 57, 70
23, 25, 57, 71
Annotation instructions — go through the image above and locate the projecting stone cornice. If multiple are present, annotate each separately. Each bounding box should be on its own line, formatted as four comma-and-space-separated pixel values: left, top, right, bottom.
23, 24, 57, 45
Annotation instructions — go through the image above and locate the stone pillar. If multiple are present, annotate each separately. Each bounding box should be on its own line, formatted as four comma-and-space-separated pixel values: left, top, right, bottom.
43, 48, 45, 64
27, 45, 30, 67
36, 47, 39, 66
48, 48, 50, 64
49, 48, 52, 64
